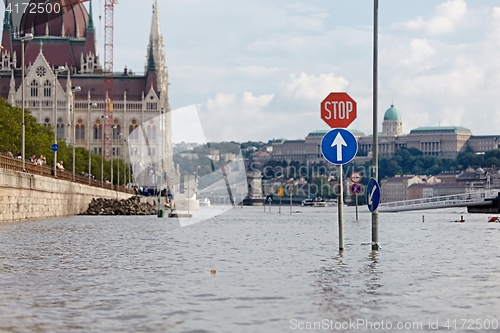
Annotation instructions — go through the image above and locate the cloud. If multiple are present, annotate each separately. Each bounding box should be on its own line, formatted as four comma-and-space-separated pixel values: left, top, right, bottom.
199, 92, 276, 142
279, 72, 349, 102
288, 16, 325, 31
399, 39, 436, 66
234, 66, 283, 77
397, 0, 467, 35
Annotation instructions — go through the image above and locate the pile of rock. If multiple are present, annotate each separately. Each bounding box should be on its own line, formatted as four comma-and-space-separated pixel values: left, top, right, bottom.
81, 196, 157, 215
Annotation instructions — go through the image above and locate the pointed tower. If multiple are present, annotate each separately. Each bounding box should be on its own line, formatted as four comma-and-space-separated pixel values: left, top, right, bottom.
2, 0, 13, 57
85, 0, 96, 56
145, 44, 158, 92
146, 0, 175, 189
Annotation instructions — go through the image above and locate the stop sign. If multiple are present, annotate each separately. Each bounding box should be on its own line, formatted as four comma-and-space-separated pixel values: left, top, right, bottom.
320, 92, 357, 128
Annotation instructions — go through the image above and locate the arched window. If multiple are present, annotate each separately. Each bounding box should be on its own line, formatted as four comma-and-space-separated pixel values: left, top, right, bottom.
112, 125, 121, 140
129, 124, 139, 139
43, 81, 51, 97
30, 80, 38, 97
93, 124, 102, 139
76, 124, 85, 140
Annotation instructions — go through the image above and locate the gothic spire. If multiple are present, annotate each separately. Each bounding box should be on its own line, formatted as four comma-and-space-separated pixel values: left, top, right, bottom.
149, 0, 162, 45
4, 0, 11, 29
87, 0, 95, 33
147, 43, 155, 71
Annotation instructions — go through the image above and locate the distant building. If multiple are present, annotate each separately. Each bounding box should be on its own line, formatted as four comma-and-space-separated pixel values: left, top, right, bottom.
271, 139, 306, 161
381, 175, 440, 203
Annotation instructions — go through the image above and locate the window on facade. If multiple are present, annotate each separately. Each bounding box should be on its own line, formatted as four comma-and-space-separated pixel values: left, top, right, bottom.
56, 124, 64, 138
129, 124, 139, 139
76, 125, 85, 140
30, 80, 38, 97
43, 81, 51, 97
94, 124, 102, 139
112, 125, 122, 140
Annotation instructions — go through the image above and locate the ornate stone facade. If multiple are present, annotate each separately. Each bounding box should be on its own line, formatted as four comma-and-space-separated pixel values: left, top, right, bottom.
0, 1, 176, 187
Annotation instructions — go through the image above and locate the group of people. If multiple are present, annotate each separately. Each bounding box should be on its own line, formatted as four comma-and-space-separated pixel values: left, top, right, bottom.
5, 151, 51, 168
80, 172, 97, 180
29, 154, 48, 167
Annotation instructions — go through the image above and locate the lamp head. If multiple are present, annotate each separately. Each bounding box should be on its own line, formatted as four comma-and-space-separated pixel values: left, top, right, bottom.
22, 33, 34, 41
72, 86, 81, 93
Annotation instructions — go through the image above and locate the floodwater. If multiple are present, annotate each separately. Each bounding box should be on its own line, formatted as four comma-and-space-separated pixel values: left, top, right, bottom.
1, 206, 500, 332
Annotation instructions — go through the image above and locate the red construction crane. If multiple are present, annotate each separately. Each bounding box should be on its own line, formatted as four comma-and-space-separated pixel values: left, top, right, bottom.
103, 0, 114, 160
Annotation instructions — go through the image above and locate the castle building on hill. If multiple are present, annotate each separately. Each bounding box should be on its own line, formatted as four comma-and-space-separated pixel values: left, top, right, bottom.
272, 104, 498, 163
0, 0, 176, 187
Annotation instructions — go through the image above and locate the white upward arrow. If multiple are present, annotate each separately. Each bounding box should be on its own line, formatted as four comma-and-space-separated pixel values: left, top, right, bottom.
331, 132, 347, 161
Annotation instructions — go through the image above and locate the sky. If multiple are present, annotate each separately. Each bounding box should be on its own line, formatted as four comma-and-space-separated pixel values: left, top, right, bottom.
95, 0, 500, 142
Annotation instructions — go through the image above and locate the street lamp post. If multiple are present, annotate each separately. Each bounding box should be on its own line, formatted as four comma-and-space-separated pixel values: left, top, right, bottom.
123, 139, 128, 186
101, 115, 108, 186
21, 33, 33, 172
71, 86, 81, 182
117, 132, 123, 187
111, 125, 118, 186
88, 102, 97, 185
53, 65, 66, 178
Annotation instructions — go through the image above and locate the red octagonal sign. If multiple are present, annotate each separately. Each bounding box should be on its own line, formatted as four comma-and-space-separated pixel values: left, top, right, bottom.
321, 92, 357, 128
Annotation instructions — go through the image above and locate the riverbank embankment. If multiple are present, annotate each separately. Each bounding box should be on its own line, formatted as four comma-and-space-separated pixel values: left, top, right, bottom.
0, 168, 132, 222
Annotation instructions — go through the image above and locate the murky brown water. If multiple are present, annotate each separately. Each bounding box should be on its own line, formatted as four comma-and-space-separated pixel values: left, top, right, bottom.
1, 206, 500, 332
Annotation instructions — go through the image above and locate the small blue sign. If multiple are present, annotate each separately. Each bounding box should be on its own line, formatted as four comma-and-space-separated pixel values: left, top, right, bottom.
51, 143, 59, 152
266, 194, 273, 202
366, 177, 381, 212
321, 128, 358, 165
350, 183, 362, 195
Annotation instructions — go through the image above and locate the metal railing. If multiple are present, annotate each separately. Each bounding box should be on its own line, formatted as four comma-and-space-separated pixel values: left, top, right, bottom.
0, 153, 134, 194
379, 189, 499, 212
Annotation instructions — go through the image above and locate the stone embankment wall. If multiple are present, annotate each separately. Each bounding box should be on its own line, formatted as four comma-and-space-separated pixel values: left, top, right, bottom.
0, 168, 132, 222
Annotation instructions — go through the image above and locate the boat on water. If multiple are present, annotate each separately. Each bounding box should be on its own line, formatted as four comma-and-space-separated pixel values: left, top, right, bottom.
301, 197, 328, 207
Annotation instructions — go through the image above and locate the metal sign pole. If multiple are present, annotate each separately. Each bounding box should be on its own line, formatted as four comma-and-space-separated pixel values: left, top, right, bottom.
338, 165, 344, 251
356, 194, 358, 221
279, 197, 281, 214
372, 0, 380, 251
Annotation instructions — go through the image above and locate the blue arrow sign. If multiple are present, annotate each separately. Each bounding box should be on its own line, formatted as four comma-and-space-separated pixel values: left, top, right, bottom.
51, 143, 59, 152
321, 128, 358, 165
366, 177, 381, 212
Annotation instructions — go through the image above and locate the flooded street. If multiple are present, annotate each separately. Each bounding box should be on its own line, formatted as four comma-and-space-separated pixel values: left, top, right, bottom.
1, 206, 500, 332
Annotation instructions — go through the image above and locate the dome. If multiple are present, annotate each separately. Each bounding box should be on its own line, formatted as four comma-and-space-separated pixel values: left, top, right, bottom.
476, 167, 484, 175
384, 105, 401, 121
20, 0, 89, 38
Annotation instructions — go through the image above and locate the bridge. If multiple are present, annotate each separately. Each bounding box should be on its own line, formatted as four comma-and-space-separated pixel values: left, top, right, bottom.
378, 189, 500, 212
